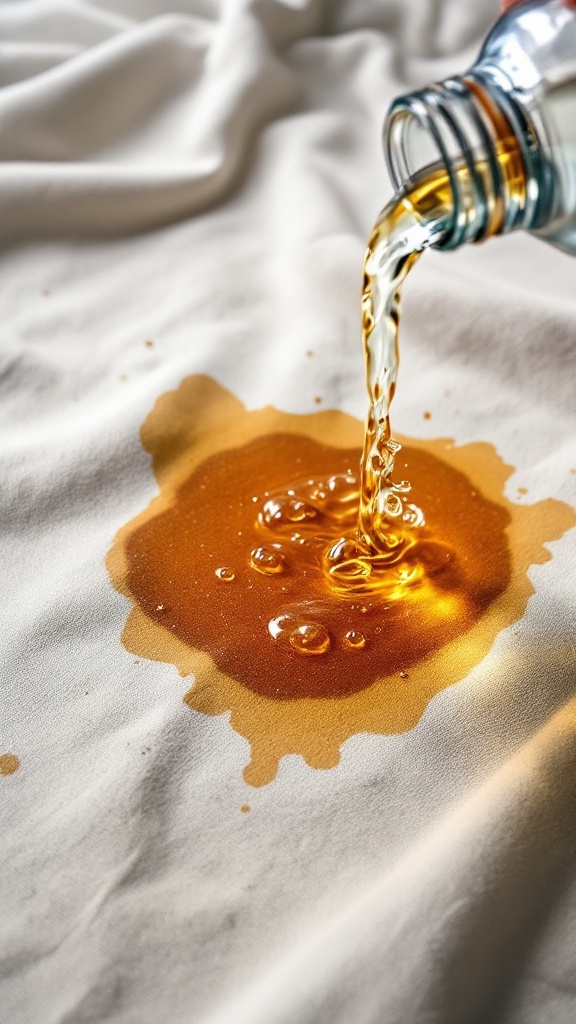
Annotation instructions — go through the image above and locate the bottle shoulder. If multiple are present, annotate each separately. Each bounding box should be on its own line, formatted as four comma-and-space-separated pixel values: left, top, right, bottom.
478, 0, 576, 94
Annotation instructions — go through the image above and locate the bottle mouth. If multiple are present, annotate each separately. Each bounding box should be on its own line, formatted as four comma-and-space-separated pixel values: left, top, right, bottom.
383, 76, 531, 249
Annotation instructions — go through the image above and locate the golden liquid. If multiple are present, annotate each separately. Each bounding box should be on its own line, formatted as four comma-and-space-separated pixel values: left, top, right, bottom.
117, 155, 533, 688
105, 144, 575, 784
357, 142, 526, 558
121, 429, 512, 699
250, 146, 528, 645
107, 375, 574, 785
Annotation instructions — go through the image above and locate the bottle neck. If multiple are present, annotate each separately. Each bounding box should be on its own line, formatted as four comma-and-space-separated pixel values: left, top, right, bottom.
383, 74, 545, 250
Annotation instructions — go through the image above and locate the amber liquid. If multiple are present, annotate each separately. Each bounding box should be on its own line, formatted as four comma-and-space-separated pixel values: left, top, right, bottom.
356, 142, 526, 560
109, 371, 575, 784
117, 147, 535, 700
124, 430, 511, 699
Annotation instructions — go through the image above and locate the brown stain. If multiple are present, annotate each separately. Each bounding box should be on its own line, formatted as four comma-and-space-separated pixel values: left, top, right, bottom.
423, 411, 432, 420
517, 486, 528, 496
240, 804, 251, 813
107, 375, 575, 786
314, 396, 323, 405
0, 754, 20, 776
145, 339, 154, 349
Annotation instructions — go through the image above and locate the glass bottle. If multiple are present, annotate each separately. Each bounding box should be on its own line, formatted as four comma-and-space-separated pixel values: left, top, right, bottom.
382, 0, 576, 253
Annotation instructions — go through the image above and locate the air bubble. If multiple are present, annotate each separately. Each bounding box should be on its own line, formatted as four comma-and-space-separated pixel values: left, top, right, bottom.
289, 623, 330, 655
286, 499, 315, 523
215, 567, 235, 582
268, 614, 330, 656
344, 630, 366, 650
249, 547, 285, 576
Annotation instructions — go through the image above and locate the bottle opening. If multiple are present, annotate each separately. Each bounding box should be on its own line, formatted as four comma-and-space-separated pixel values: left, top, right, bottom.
385, 105, 446, 192
383, 77, 530, 250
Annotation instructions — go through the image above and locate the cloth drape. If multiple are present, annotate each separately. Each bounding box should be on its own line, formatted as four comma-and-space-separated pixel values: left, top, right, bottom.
1, 2, 576, 1022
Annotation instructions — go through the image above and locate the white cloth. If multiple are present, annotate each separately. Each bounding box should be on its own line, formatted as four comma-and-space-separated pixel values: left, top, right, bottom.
1, 2, 576, 1022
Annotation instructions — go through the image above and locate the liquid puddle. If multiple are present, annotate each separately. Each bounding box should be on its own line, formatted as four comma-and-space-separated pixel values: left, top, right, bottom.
107, 375, 574, 786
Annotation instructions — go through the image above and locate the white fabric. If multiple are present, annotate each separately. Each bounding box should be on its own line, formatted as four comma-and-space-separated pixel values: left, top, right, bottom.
1, 2, 576, 1022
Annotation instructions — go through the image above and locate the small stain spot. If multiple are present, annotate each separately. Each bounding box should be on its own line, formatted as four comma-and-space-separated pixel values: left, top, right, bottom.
305, 350, 314, 358
141, 746, 151, 756
240, 804, 250, 813
399, 670, 409, 679
517, 487, 528, 496
42, 289, 50, 297
314, 396, 322, 405
84, 690, 89, 696
0, 754, 20, 776
119, 374, 128, 382
423, 411, 431, 420
145, 339, 154, 348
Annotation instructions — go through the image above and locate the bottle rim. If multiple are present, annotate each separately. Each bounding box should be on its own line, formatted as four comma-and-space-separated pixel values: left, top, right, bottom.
383, 76, 535, 249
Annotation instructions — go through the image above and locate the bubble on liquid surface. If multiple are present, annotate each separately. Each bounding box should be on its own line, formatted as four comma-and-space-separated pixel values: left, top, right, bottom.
215, 566, 235, 582
268, 613, 331, 656
259, 495, 317, 530
344, 630, 366, 650
249, 546, 285, 576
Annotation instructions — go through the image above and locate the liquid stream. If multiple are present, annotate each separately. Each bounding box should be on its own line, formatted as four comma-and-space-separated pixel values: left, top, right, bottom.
250, 148, 526, 657
247, 171, 456, 656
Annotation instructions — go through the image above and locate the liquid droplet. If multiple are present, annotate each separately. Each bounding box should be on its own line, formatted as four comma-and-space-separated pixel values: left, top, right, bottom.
289, 623, 331, 655
215, 567, 235, 582
344, 630, 366, 650
286, 499, 315, 523
249, 547, 285, 576
268, 613, 330, 656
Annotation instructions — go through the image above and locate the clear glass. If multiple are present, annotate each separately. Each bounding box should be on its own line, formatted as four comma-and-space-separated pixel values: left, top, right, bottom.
383, 0, 576, 254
